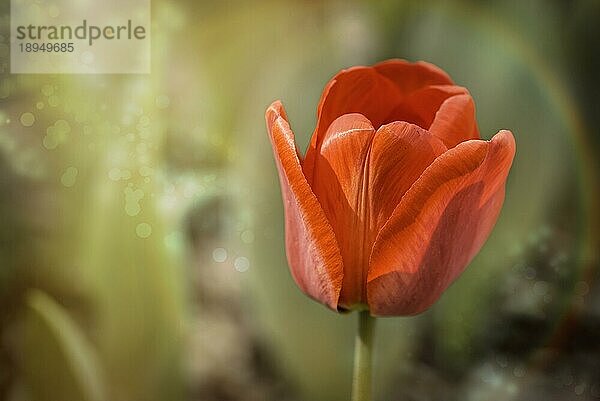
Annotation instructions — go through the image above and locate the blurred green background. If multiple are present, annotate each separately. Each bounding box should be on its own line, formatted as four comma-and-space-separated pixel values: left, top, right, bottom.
0, 1, 599, 400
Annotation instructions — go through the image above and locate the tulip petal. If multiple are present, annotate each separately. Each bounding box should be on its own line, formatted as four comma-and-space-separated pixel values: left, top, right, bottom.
367, 130, 516, 316
305, 113, 376, 309
429, 93, 480, 148
305, 60, 455, 183
383, 85, 469, 131
307, 116, 447, 308
373, 59, 454, 94
367, 121, 448, 239
266, 101, 344, 310
304, 68, 400, 183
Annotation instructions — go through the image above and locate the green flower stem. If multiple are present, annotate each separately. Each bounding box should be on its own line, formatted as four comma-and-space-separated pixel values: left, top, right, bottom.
351, 310, 376, 401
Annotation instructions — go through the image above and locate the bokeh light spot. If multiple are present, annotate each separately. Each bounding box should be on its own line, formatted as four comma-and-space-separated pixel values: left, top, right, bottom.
240, 230, 254, 244
20, 112, 35, 127
48, 95, 59, 107
136, 223, 152, 238
234, 256, 250, 272
60, 166, 78, 187
124, 186, 144, 216
43, 120, 70, 149
212, 248, 227, 263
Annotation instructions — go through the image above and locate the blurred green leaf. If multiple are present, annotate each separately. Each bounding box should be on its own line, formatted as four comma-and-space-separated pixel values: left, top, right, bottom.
22, 290, 106, 401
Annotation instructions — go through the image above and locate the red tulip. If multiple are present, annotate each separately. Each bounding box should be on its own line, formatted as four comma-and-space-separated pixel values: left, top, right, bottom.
266, 59, 515, 316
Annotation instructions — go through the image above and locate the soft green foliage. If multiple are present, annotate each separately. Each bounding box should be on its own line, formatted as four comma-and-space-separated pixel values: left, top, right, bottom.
22, 290, 107, 401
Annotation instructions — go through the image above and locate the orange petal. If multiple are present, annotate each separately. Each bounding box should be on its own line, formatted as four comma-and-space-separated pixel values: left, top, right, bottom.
382, 85, 469, 130
308, 116, 446, 309
367, 122, 447, 241
367, 130, 516, 316
305, 113, 375, 309
305, 60, 455, 182
429, 93, 480, 148
266, 101, 344, 310
304, 67, 400, 183
373, 59, 454, 94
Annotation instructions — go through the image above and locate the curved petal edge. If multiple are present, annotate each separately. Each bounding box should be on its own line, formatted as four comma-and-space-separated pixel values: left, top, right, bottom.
367, 130, 516, 316
266, 101, 344, 310
305, 60, 457, 182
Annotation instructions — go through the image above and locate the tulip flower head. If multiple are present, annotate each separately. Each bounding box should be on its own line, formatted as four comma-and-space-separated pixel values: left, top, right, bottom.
266, 59, 515, 316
